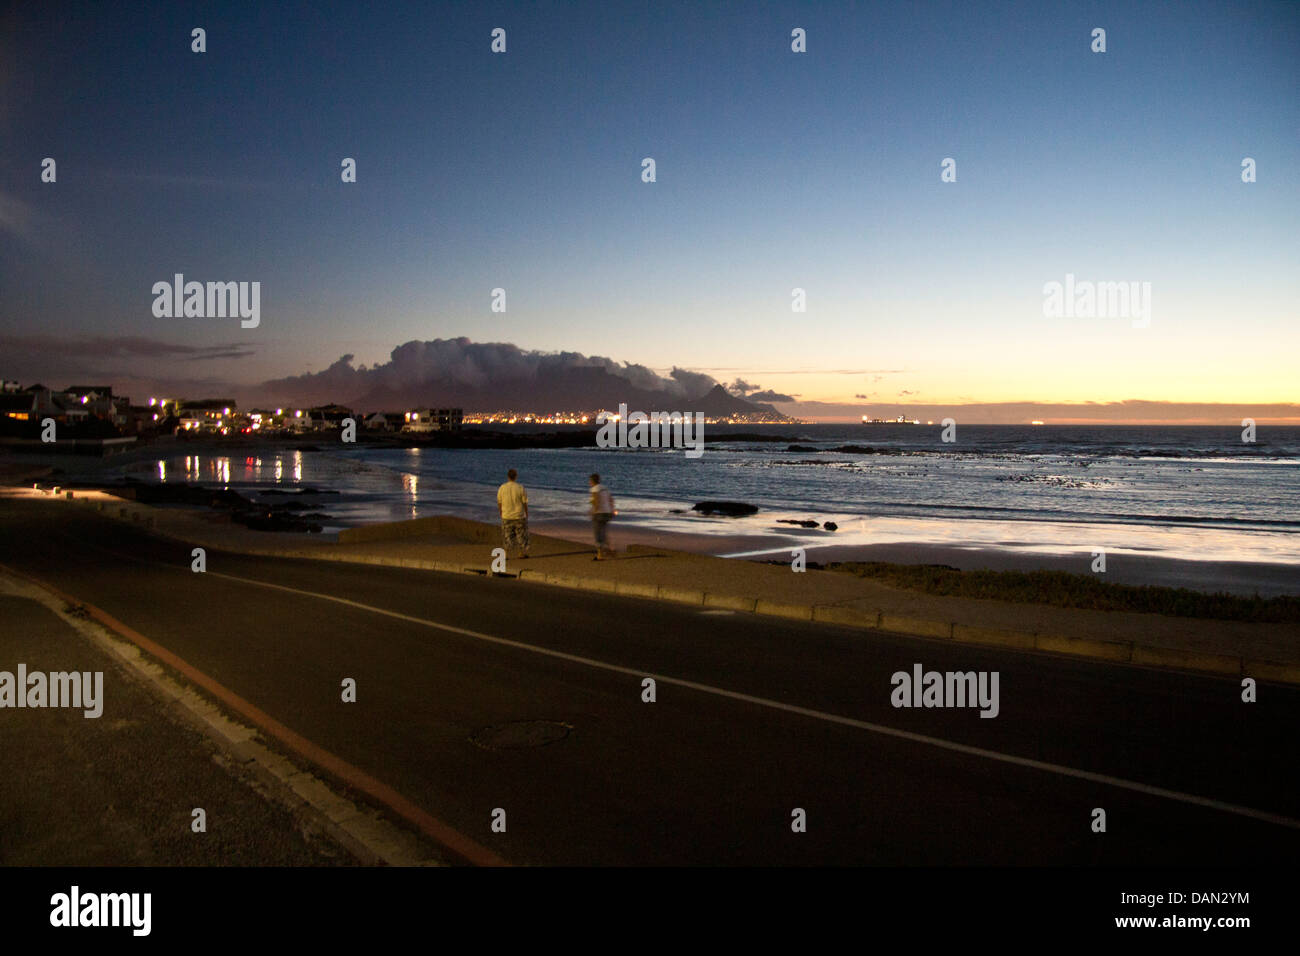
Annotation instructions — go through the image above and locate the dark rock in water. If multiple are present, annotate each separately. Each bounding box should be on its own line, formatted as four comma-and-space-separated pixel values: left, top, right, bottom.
786, 445, 817, 452
106, 478, 327, 533
121, 479, 253, 510
692, 501, 759, 517
823, 521, 838, 531
233, 511, 323, 533
669, 509, 685, 514
777, 518, 820, 528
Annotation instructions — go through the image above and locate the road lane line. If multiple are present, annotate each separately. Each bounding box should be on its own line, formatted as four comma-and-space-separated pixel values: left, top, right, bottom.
189, 566, 1300, 832
0, 563, 511, 867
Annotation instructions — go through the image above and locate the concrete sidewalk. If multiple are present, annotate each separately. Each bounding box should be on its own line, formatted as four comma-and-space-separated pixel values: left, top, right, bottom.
0, 577, 352, 865
21, 486, 1300, 684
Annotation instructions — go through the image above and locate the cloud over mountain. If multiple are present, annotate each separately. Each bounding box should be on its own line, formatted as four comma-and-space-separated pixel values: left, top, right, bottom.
256, 338, 734, 410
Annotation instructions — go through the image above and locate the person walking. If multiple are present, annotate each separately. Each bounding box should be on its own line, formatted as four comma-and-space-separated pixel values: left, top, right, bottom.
589, 473, 615, 559
497, 468, 530, 559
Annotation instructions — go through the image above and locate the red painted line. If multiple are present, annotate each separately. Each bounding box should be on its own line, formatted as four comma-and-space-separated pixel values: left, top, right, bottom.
2, 563, 510, 868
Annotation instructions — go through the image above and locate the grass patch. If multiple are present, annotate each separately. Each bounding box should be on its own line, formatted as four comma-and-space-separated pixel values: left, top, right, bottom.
816, 562, 1300, 623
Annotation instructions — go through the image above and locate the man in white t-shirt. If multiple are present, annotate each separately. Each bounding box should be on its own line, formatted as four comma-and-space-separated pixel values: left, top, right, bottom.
589, 473, 615, 559
497, 469, 529, 558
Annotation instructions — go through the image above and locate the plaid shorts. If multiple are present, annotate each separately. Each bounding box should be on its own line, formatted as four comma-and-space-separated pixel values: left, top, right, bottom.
501, 518, 530, 553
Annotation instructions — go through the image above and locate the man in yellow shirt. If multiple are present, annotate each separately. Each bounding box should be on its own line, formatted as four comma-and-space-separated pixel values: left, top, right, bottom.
497, 468, 530, 558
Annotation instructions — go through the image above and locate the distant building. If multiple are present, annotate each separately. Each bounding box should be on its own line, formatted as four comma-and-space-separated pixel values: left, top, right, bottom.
112, 394, 130, 417
56, 387, 114, 423
125, 404, 161, 433
0, 392, 38, 422
1, 382, 166, 435
365, 412, 405, 431
22, 385, 57, 420
402, 409, 436, 433
178, 399, 236, 433
305, 404, 354, 429
246, 408, 289, 432
180, 399, 235, 416
63, 385, 113, 403
403, 407, 463, 432
55, 396, 92, 424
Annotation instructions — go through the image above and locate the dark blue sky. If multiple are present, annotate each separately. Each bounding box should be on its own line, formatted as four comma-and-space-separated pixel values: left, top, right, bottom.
2, 0, 1297, 417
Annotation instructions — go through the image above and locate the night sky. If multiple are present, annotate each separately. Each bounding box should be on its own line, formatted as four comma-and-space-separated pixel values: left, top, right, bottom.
2, 1, 1297, 420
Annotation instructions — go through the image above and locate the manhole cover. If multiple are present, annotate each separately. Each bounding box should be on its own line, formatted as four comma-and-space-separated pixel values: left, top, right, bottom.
470, 720, 573, 750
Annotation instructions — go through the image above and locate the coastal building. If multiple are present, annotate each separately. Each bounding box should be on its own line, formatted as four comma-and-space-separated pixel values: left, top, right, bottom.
402, 408, 463, 433
109, 395, 132, 428
177, 399, 237, 434
0, 392, 38, 422
365, 412, 406, 431
20, 385, 53, 420
246, 408, 289, 432
305, 404, 354, 430
1, 384, 126, 427
55, 396, 92, 424
63, 385, 113, 404
403, 409, 438, 432
56, 386, 116, 424
124, 404, 160, 433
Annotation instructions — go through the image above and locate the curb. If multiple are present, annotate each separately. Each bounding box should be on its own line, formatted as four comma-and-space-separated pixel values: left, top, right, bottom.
755, 599, 813, 621
704, 592, 758, 613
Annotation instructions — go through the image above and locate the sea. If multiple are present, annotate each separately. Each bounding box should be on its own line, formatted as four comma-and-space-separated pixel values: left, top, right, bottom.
117, 424, 1300, 572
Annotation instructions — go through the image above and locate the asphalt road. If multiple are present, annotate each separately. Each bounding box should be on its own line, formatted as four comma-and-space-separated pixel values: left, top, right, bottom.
2, 498, 1297, 865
